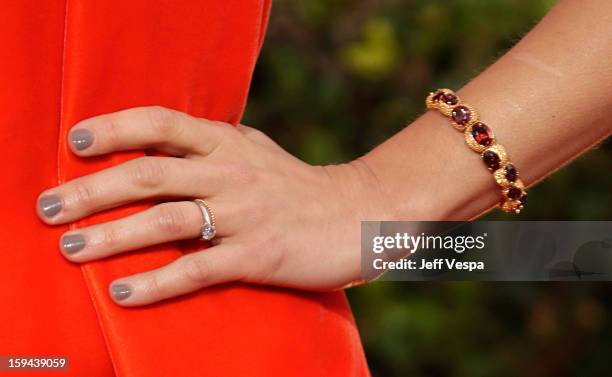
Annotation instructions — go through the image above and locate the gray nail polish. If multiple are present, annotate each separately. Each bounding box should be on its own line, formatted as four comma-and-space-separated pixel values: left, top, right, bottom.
38, 195, 62, 218
71, 128, 94, 151
62, 234, 86, 254
111, 284, 132, 301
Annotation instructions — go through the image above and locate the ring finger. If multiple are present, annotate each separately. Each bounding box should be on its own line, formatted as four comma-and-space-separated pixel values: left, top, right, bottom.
59, 200, 227, 262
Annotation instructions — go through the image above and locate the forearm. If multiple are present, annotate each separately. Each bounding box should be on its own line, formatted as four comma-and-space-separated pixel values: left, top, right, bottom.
361, 0, 612, 220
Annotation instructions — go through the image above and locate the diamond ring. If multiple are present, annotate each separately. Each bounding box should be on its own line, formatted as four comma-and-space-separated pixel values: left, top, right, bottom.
193, 199, 217, 241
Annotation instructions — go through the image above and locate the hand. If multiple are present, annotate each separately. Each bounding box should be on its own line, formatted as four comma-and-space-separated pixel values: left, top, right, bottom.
37, 107, 389, 306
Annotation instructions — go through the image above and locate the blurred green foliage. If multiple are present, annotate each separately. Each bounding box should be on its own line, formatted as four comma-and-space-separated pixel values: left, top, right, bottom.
244, 1, 612, 376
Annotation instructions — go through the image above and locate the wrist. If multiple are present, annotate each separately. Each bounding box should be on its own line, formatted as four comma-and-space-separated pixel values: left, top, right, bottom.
359, 112, 499, 221
322, 160, 397, 222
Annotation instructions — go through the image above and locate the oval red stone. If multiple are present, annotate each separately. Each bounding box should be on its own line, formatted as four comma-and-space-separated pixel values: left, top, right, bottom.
504, 163, 518, 182
432, 91, 445, 102
452, 106, 471, 125
443, 93, 458, 105
471, 122, 493, 146
482, 150, 500, 170
507, 187, 522, 200
432, 91, 459, 105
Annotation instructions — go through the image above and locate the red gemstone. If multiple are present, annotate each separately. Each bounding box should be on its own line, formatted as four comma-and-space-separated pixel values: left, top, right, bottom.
452, 106, 471, 125
482, 150, 500, 170
471, 122, 493, 146
432, 91, 445, 102
507, 187, 522, 200
443, 93, 458, 105
504, 163, 518, 182
432, 91, 459, 105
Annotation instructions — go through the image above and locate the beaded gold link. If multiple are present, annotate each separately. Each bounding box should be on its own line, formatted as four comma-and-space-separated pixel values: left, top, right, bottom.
426, 89, 527, 214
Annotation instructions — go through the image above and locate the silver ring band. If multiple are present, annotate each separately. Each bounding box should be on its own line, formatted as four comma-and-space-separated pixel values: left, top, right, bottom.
193, 199, 217, 241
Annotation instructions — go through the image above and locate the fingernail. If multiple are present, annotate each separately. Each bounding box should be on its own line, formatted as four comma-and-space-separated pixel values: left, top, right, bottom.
111, 284, 132, 301
61, 234, 86, 254
70, 128, 94, 151
38, 195, 62, 218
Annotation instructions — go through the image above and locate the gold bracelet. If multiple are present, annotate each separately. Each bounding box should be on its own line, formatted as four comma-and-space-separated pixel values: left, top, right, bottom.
425, 88, 527, 214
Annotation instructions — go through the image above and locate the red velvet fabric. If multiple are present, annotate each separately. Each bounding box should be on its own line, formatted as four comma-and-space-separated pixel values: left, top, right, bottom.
0, 1, 370, 376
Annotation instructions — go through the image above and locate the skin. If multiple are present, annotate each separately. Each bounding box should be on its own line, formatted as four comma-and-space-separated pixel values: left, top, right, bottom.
37, 0, 612, 306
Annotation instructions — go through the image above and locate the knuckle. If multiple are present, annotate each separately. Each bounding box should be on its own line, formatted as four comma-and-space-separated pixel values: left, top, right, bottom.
154, 204, 188, 237
71, 180, 97, 208
104, 115, 122, 147
224, 162, 256, 185
130, 157, 166, 188
250, 129, 270, 143
143, 273, 165, 299
239, 125, 267, 141
240, 195, 267, 224
101, 225, 123, 250
145, 106, 181, 139
213, 122, 240, 145
182, 256, 211, 286
224, 125, 244, 142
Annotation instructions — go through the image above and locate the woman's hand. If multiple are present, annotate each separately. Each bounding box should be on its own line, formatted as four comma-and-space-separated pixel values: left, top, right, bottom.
37, 107, 389, 306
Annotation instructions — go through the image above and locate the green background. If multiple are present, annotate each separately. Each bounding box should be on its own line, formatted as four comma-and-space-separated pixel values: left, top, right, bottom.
244, 1, 612, 376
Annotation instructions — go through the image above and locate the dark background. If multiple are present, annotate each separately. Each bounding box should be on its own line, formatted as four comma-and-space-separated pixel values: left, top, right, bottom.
244, 1, 612, 376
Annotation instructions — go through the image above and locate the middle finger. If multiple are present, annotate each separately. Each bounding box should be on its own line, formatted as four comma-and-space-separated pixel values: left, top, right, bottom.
37, 156, 224, 224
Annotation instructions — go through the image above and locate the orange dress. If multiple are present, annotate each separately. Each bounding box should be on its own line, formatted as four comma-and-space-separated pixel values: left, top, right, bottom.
0, 1, 370, 376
